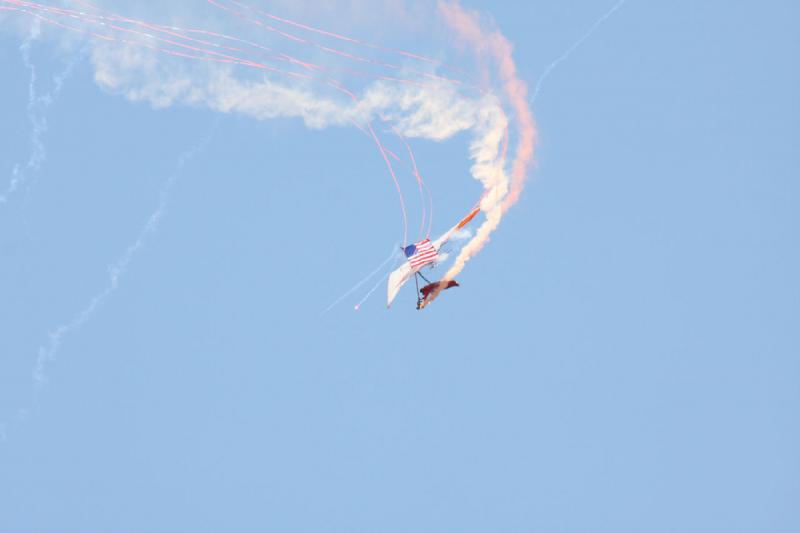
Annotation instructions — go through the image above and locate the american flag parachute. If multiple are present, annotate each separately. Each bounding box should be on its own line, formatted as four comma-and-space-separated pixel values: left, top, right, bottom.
387, 206, 479, 309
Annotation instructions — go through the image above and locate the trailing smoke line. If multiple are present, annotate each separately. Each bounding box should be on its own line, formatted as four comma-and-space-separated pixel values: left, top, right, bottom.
0, 125, 217, 440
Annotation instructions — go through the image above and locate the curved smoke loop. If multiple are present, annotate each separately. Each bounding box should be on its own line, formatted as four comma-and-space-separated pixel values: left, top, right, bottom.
81, 0, 536, 284
1, 0, 535, 292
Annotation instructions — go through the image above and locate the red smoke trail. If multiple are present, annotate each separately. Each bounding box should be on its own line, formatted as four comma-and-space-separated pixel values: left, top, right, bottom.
224, 0, 467, 78
0, 3, 116, 42
2, 0, 432, 248
209, 0, 465, 87
391, 125, 433, 240
6, 1, 445, 90
383, 148, 401, 162
367, 122, 409, 247
327, 77, 410, 247
6, 0, 431, 95
6, 1, 257, 63
3, 2, 284, 71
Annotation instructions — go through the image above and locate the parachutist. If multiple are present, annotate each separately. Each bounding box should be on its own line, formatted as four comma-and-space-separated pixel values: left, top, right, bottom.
386, 204, 479, 309
418, 280, 459, 310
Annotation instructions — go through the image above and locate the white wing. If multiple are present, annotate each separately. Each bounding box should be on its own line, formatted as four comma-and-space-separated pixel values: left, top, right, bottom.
386, 261, 413, 307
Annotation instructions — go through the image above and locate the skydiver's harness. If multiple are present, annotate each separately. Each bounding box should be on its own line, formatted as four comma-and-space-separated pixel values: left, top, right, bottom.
414, 271, 432, 310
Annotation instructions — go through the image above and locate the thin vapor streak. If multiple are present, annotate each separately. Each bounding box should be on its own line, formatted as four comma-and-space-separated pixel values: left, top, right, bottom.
321, 246, 399, 315
29, 126, 216, 402
530, 0, 626, 104
3, 23, 38, 203
354, 270, 391, 311
0, 18, 81, 206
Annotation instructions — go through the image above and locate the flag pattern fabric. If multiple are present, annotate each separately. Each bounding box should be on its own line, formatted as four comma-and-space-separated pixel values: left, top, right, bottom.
406, 238, 438, 270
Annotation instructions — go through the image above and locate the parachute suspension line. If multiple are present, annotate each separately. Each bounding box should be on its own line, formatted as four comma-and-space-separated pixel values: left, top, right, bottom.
414, 271, 422, 309
217, 0, 462, 76
414, 271, 432, 309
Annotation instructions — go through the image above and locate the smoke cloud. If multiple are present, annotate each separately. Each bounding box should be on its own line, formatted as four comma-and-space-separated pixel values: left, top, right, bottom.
2, 0, 536, 307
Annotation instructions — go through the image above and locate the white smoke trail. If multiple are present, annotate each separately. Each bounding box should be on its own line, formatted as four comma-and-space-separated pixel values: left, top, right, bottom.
0, 21, 40, 205
1, 0, 535, 315
0, 20, 81, 205
29, 125, 216, 399
83, 5, 521, 303
437, 0, 536, 290
530, 0, 627, 104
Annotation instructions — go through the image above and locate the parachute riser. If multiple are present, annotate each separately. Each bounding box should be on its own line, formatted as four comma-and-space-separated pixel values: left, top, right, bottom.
414, 271, 431, 310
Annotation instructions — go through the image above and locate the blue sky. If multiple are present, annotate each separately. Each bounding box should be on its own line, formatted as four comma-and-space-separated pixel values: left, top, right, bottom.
1, 1, 798, 532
